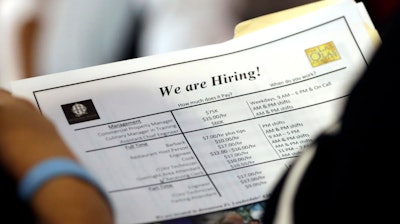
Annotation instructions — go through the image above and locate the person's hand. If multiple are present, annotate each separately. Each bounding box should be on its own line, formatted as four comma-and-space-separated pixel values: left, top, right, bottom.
0, 89, 75, 180
0, 89, 113, 224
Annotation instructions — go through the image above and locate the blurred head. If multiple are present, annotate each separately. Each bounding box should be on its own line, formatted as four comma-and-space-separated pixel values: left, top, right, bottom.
219, 212, 244, 224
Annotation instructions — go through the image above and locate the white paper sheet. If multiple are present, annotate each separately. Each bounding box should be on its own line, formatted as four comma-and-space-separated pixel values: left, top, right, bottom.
10, 1, 378, 223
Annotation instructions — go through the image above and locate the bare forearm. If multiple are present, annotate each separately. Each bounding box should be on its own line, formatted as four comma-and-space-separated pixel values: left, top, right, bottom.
32, 177, 113, 224
0, 89, 114, 223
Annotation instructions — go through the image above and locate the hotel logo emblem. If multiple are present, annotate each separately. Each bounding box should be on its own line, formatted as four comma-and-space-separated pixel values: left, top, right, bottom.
305, 41, 341, 67
61, 99, 100, 124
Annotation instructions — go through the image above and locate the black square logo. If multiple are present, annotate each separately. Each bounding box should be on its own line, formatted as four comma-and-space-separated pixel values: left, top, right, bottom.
61, 99, 100, 124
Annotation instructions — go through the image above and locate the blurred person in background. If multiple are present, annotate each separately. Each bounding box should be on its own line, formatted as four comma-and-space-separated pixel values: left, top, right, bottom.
0, 0, 318, 88
261, 2, 400, 223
